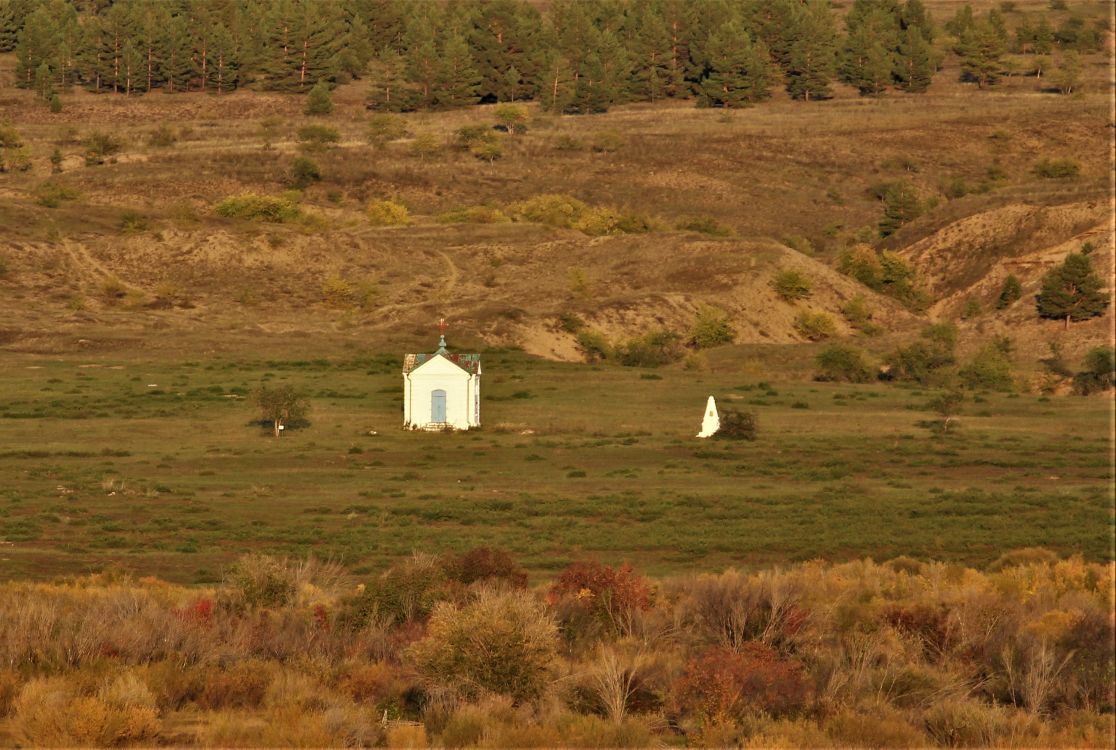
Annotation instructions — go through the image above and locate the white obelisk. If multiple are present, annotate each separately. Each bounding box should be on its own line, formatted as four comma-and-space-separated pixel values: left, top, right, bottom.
696, 396, 720, 438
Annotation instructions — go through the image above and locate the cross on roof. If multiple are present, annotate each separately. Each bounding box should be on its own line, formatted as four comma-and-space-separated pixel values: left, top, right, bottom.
438, 317, 448, 334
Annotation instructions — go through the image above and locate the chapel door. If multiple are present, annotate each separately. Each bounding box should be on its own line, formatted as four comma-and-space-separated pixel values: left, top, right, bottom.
431, 389, 446, 423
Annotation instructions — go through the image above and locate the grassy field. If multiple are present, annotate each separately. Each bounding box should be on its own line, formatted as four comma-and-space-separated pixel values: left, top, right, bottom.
1, 348, 1110, 583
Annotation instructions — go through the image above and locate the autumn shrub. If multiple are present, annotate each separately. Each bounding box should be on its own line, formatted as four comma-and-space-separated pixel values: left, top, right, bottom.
198, 659, 274, 709
407, 587, 558, 704
84, 130, 123, 165
557, 713, 655, 748
34, 180, 79, 208
223, 554, 297, 610
675, 644, 812, 723
215, 193, 301, 222
367, 199, 411, 226
575, 329, 611, 362
572, 206, 660, 236
794, 311, 837, 341
341, 661, 417, 710
509, 193, 588, 228
385, 720, 429, 748
549, 560, 653, 640
987, 546, 1060, 572
494, 103, 529, 134
815, 344, 874, 382
1033, 157, 1080, 179
340, 553, 451, 630
12, 673, 160, 748
436, 205, 510, 224
148, 124, 177, 148
288, 156, 321, 189
442, 547, 528, 589
922, 696, 1016, 747
824, 707, 928, 747
842, 293, 880, 334
367, 114, 409, 147
772, 269, 813, 301
141, 659, 206, 711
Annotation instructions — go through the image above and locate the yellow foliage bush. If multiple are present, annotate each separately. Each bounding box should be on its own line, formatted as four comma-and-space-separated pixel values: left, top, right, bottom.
368, 199, 411, 226
13, 674, 160, 748
386, 720, 428, 748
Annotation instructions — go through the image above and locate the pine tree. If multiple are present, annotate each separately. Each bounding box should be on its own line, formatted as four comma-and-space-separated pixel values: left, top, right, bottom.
628, 2, 674, 103
1036, 253, 1110, 328
34, 60, 52, 99
785, 0, 838, 101
699, 22, 773, 108
435, 32, 481, 108
159, 13, 197, 92
403, 9, 441, 108
997, 275, 1022, 309
1032, 16, 1054, 54
894, 25, 936, 92
538, 48, 575, 113
304, 79, 332, 115
1050, 51, 1082, 94
468, 0, 542, 102
956, 18, 1006, 88
14, 5, 58, 89
0, 0, 35, 53
365, 46, 415, 111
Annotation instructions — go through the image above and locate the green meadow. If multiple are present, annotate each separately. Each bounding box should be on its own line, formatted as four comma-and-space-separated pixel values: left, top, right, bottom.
0, 350, 1111, 583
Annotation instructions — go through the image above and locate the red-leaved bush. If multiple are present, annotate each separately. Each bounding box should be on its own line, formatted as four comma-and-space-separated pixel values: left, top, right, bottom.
674, 643, 812, 722
548, 561, 653, 638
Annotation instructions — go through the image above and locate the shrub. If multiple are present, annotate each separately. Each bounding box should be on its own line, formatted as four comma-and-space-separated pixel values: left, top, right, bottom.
304, 81, 333, 116
321, 275, 354, 305
615, 329, 685, 367
794, 311, 837, 341
148, 124, 177, 148
717, 408, 758, 440
841, 294, 879, 334
367, 199, 411, 226
675, 215, 734, 236
340, 553, 451, 629
1033, 158, 1080, 179
675, 644, 811, 722
510, 193, 588, 228
958, 340, 1015, 391
34, 181, 79, 208
198, 661, 274, 710
549, 560, 653, 639
494, 103, 529, 134
119, 211, 149, 233
409, 132, 442, 159
922, 697, 1014, 747
470, 139, 503, 162
443, 547, 529, 589
367, 114, 409, 147
289, 157, 321, 189
997, 275, 1022, 309
879, 181, 922, 236
690, 306, 736, 348
12, 675, 160, 747
815, 344, 874, 383
575, 330, 610, 362
782, 235, 813, 254
84, 131, 123, 166
1072, 346, 1115, 395
437, 205, 510, 224
407, 588, 558, 704
885, 323, 957, 384
772, 270, 813, 301
223, 554, 297, 609
296, 123, 341, 150
215, 193, 301, 222
0, 123, 21, 148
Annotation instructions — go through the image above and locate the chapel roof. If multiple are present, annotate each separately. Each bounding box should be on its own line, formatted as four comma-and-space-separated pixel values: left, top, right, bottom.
403, 351, 481, 375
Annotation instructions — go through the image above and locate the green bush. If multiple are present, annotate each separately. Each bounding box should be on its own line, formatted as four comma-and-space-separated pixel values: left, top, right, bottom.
34, 181, 79, 208
84, 131, 123, 166
367, 199, 410, 226
841, 294, 880, 334
885, 324, 957, 384
675, 215, 734, 236
49, 94, 62, 113
996, 275, 1022, 309
436, 205, 510, 224
616, 329, 684, 367
119, 211, 149, 233
689, 306, 735, 348
366, 114, 408, 147
296, 124, 341, 149
494, 103, 529, 134
794, 311, 837, 341
0, 124, 21, 148
288, 157, 321, 189
148, 124, 177, 148
879, 181, 922, 237
1072, 346, 1114, 395
772, 270, 813, 301
1033, 158, 1080, 179
815, 344, 874, 383
717, 408, 758, 440
303, 81, 333, 116
575, 330, 610, 362
470, 139, 503, 162
215, 193, 301, 223
958, 340, 1015, 391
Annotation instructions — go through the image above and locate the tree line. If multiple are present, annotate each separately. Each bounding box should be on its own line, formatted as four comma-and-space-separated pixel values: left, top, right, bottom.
2, 0, 1104, 111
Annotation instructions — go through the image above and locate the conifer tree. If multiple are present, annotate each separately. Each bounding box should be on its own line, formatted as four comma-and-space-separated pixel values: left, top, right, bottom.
1050, 51, 1082, 94
628, 2, 674, 103
956, 17, 1006, 88
0, 0, 35, 53
159, 13, 196, 92
14, 5, 58, 89
365, 46, 414, 111
468, 0, 542, 102
699, 22, 773, 108
436, 32, 481, 108
894, 25, 936, 92
404, 12, 441, 109
785, 0, 838, 101
304, 79, 332, 115
1036, 253, 1110, 328
537, 48, 575, 113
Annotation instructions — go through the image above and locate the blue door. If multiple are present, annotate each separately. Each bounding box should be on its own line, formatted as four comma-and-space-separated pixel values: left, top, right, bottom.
431, 389, 447, 423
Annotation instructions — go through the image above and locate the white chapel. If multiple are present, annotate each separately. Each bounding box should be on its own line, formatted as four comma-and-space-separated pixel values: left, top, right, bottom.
402, 324, 481, 430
